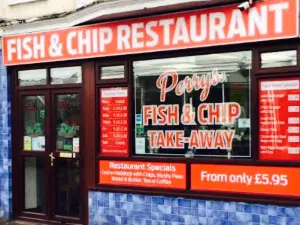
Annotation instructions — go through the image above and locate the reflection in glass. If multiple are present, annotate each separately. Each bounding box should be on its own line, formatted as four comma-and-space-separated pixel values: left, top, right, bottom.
134, 51, 252, 158
55, 94, 80, 152
24, 157, 45, 213
23, 96, 45, 151
18, 69, 47, 86
101, 65, 124, 79
51, 66, 82, 84
55, 158, 80, 218
261, 50, 297, 68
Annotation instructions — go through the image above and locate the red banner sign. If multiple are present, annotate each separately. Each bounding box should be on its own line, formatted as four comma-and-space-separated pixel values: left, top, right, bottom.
191, 164, 300, 197
259, 78, 300, 161
2, 0, 298, 65
100, 87, 129, 156
99, 160, 186, 189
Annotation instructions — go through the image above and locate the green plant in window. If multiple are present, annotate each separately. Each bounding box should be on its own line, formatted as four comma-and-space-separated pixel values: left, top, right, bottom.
58, 123, 77, 138
26, 122, 43, 136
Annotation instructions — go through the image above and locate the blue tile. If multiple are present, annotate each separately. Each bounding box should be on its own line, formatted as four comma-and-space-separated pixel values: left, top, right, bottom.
198, 200, 205, 209
198, 208, 206, 217
278, 207, 286, 217
207, 218, 215, 225
261, 205, 268, 214
88, 192, 300, 225
251, 205, 261, 214
178, 199, 191, 207
236, 204, 244, 212
269, 206, 278, 216
171, 207, 178, 215
164, 197, 172, 206
261, 215, 269, 223
295, 218, 300, 225
296, 208, 300, 218
152, 197, 164, 205
191, 200, 198, 208
171, 199, 178, 207
286, 208, 295, 218
236, 212, 252, 222
228, 212, 236, 221
244, 205, 251, 213
287, 218, 295, 225
214, 211, 228, 220
0, 59, 11, 220
252, 214, 260, 223
269, 216, 278, 224
127, 195, 133, 202
206, 201, 213, 209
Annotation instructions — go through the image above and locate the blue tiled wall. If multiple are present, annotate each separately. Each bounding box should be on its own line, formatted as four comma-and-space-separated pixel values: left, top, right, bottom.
89, 191, 299, 225
0, 51, 12, 220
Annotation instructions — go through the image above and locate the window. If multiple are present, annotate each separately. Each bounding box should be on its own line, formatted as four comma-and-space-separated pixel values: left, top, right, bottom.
55, 94, 80, 152
134, 51, 252, 158
51, 66, 82, 85
260, 50, 297, 68
100, 65, 125, 80
18, 69, 47, 87
18, 66, 82, 87
23, 95, 46, 151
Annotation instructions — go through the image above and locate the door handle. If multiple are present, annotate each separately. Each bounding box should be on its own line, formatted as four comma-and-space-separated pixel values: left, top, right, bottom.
49, 152, 55, 167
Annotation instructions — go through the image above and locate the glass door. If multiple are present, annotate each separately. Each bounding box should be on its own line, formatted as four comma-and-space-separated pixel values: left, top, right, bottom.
18, 90, 83, 224
18, 91, 49, 220
50, 90, 82, 222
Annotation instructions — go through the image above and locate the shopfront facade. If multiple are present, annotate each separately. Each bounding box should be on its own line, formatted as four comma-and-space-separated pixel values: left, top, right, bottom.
2, 0, 300, 224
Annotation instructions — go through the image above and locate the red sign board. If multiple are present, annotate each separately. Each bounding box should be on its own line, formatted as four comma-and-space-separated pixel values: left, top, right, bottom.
100, 87, 129, 156
2, 0, 298, 65
99, 160, 186, 189
259, 78, 300, 161
191, 164, 300, 197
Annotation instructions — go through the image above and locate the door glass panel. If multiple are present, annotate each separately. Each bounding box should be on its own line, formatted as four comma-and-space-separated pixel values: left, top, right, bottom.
55, 158, 80, 217
24, 157, 45, 213
55, 94, 80, 152
23, 96, 46, 151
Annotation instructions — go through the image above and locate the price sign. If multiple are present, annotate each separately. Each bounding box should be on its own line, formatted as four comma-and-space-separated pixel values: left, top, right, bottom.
259, 78, 300, 161
191, 164, 300, 197
100, 87, 129, 156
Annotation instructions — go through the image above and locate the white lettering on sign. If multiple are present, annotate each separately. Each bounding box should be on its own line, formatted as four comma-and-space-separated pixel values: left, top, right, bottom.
2, 0, 297, 65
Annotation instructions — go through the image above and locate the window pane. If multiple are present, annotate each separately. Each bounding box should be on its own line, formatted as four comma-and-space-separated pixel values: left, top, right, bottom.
261, 50, 297, 68
101, 65, 124, 79
134, 51, 252, 158
23, 96, 46, 151
24, 157, 45, 213
18, 69, 47, 86
55, 158, 80, 217
51, 66, 82, 84
55, 94, 80, 152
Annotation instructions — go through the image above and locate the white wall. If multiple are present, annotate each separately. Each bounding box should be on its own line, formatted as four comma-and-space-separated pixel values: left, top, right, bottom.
0, 0, 92, 20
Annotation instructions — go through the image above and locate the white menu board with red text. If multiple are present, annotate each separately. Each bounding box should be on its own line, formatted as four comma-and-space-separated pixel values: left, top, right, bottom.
100, 87, 129, 156
259, 78, 300, 161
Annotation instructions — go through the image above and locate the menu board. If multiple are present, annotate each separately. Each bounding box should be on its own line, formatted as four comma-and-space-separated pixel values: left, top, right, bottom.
99, 160, 186, 189
100, 87, 129, 156
259, 78, 300, 161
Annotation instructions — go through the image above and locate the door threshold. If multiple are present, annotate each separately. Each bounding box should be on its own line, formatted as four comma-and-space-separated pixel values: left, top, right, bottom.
2, 220, 48, 225
7, 219, 82, 225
